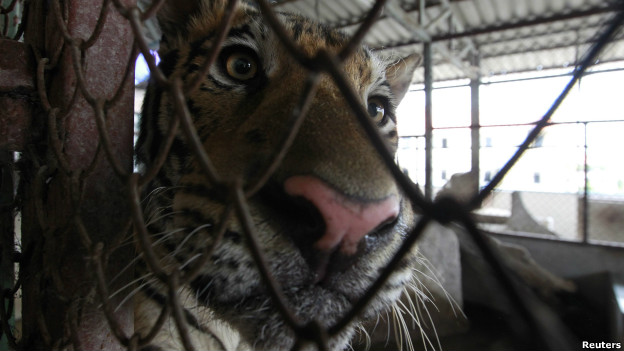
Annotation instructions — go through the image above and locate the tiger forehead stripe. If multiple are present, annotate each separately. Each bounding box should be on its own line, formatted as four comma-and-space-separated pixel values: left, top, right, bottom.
185, 39, 213, 68
228, 24, 256, 40
186, 23, 261, 62
357, 49, 389, 92
281, 13, 349, 48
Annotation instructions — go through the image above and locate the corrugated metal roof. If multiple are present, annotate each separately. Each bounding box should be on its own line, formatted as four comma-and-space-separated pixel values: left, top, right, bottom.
274, 0, 624, 83
137, 0, 624, 83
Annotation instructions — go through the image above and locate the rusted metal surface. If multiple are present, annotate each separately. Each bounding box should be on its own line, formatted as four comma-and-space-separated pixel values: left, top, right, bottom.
18, 0, 136, 349
0, 96, 32, 151
0, 39, 34, 151
0, 40, 32, 89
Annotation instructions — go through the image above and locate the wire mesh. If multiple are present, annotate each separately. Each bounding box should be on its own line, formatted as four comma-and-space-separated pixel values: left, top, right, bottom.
0, 0, 623, 350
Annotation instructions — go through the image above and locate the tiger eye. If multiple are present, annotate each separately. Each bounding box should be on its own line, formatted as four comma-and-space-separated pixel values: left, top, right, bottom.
226, 53, 258, 81
367, 97, 386, 123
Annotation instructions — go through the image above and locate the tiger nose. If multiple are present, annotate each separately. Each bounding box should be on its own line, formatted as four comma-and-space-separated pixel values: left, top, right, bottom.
284, 175, 400, 256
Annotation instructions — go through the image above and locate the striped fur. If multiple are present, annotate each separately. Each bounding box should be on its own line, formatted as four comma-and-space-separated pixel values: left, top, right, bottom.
135, 1, 420, 350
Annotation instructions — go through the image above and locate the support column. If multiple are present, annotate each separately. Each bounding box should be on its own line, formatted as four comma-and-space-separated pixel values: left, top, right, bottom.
424, 42, 433, 200
470, 52, 481, 203
21, 1, 135, 349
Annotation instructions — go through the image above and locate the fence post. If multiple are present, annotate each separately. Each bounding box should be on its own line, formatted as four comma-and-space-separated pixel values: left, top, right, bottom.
0, 151, 15, 350
470, 51, 481, 199
20, 1, 135, 349
1, 13, 36, 351
582, 121, 589, 242
424, 42, 433, 200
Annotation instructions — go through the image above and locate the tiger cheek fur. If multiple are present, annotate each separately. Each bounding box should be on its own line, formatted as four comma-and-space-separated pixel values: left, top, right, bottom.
134, 0, 420, 350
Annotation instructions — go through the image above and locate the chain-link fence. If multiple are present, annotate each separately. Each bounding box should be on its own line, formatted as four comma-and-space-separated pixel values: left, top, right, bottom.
1, 0, 623, 350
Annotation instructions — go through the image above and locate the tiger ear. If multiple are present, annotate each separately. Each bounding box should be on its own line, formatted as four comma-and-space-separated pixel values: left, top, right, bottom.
385, 54, 420, 103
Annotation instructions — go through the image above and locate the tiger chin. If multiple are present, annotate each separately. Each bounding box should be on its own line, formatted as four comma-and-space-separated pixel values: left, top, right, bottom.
134, 0, 421, 350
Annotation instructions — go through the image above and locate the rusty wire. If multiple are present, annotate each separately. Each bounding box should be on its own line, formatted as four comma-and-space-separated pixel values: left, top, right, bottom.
1, 0, 623, 350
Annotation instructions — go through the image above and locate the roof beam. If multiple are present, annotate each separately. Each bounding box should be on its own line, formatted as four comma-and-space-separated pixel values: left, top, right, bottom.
271, 0, 472, 28
380, 4, 620, 50
480, 35, 624, 60
384, 0, 479, 79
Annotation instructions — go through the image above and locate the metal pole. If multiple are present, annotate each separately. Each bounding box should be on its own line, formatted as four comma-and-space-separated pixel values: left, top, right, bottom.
582, 122, 589, 243
0, 151, 15, 350
21, 1, 135, 349
470, 51, 481, 201
424, 42, 433, 200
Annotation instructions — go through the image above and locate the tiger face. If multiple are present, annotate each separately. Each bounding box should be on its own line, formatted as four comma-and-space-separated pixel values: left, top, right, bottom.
135, 0, 419, 349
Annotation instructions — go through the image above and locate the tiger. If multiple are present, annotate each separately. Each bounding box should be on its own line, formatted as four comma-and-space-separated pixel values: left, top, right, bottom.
134, 0, 421, 350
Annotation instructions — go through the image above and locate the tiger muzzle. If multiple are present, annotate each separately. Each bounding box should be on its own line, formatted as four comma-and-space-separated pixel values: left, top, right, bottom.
283, 175, 400, 283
